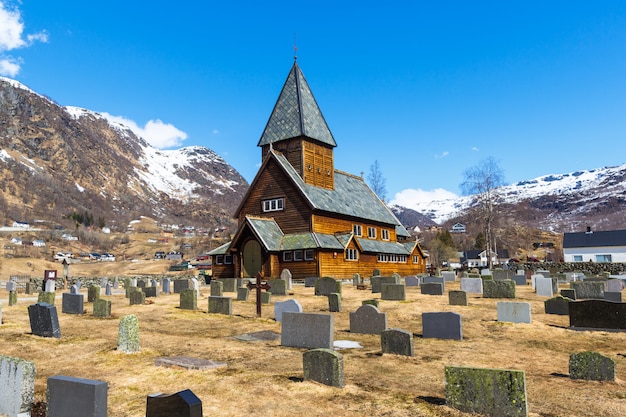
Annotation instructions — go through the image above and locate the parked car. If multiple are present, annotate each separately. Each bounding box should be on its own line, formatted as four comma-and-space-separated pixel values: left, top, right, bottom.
195, 254, 210, 261
54, 252, 72, 261
100, 253, 115, 262
154, 251, 166, 259
89, 253, 101, 260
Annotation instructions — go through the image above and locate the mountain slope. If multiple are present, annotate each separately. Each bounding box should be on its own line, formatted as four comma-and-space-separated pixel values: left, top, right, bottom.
0, 77, 248, 230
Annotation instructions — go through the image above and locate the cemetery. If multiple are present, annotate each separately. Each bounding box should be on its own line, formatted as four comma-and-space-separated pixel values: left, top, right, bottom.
0, 272, 625, 417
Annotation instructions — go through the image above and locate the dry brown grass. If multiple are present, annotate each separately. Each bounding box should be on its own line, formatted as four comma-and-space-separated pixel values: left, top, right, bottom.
1, 280, 625, 417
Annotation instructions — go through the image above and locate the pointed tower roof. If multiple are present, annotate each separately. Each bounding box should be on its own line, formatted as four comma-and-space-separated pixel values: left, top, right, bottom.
257, 61, 337, 147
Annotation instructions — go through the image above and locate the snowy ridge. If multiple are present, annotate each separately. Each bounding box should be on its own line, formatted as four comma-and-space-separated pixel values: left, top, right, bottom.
405, 163, 626, 224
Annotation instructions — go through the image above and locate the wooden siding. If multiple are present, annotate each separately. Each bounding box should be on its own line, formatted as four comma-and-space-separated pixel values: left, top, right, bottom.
302, 140, 334, 190
311, 214, 397, 241
238, 158, 312, 234
211, 262, 236, 279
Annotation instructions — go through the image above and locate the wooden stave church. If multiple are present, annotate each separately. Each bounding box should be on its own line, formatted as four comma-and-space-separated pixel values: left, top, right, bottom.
210, 60, 427, 279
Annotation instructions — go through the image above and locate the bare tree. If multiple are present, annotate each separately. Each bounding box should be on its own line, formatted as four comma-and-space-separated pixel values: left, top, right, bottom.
367, 160, 387, 202
460, 157, 506, 269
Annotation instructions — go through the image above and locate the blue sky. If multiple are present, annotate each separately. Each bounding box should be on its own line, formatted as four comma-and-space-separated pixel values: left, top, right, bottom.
2, 1, 626, 210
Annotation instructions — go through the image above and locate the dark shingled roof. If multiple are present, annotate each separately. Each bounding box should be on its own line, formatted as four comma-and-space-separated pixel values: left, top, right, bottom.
257, 61, 336, 148
563, 229, 626, 248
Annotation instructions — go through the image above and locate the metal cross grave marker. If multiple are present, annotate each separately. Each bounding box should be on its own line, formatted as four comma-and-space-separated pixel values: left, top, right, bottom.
247, 272, 271, 318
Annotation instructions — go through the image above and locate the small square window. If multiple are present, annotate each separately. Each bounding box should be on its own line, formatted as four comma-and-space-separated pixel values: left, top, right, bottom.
224, 255, 233, 264
283, 252, 293, 262
215, 255, 224, 265
304, 249, 314, 260
382, 229, 390, 240
353, 225, 362, 236
367, 227, 376, 239
294, 250, 303, 261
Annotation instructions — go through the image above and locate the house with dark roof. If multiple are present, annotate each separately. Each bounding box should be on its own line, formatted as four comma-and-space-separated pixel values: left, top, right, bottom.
563, 227, 626, 263
461, 249, 510, 268
209, 61, 427, 279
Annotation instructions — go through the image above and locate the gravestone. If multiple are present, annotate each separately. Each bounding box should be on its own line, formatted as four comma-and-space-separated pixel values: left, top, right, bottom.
315, 277, 341, 296
220, 278, 237, 293
100, 278, 108, 288
137, 279, 146, 288
105, 282, 112, 296
146, 389, 202, 417
352, 273, 361, 286
191, 278, 199, 298
8, 290, 17, 306
88, 285, 100, 302
125, 286, 138, 299
372, 268, 381, 276
25, 282, 37, 295
381, 284, 406, 301
28, 302, 61, 338
362, 299, 379, 308
113, 278, 119, 289
236, 287, 249, 301
129, 290, 145, 305
47, 375, 107, 417
530, 273, 544, 289
281, 312, 334, 349
151, 279, 158, 287
0, 355, 36, 417
162, 278, 171, 294
569, 299, 626, 330
62, 293, 84, 315
261, 292, 271, 304
605, 291, 622, 302
370, 276, 382, 293
561, 289, 576, 300
6, 281, 16, 292
274, 299, 303, 322
349, 304, 387, 334
569, 351, 615, 381
481, 268, 492, 276
174, 279, 190, 294
143, 286, 159, 298
449, 290, 468, 306
210, 280, 223, 297
405, 276, 420, 287
328, 293, 341, 312
45, 279, 56, 293
497, 302, 532, 324
118, 315, 140, 353
38, 291, 56, 305
483, 280, 516, 298
441, 271, 456, 282
268, 278, 287, 296
303, 349, 344, 388
535, 277, 554, 297
421, 282, 444, 295
304, 277, 318, 288
381, 328, 414, 356
493, 270, 510, 281
208, 296, 232, 315
607, 279, 624, 292
445, 366, 527, 417
131, 278, 138, 287
280, 269, 293, 290
423, 312, 463, 340
93, 298, 111, 318
423, 276, 445, 285
180, 289, 197, 310
460, 277, 482, 294
571, 281, 604, 299
544, 296, 570, 315
512, 275, 527, 285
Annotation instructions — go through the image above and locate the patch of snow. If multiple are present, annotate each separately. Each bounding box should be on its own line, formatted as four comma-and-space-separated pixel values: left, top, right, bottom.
75, 183, 84, 192
0, 149, 13, 162
333, 340, 363, 349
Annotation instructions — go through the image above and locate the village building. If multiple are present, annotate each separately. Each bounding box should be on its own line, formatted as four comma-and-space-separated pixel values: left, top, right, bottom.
563, 227, 626, 263
210, 61, 427, 279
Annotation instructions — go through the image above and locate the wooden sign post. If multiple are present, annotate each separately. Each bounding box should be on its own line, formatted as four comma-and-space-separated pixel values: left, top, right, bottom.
247, 272, 271, 318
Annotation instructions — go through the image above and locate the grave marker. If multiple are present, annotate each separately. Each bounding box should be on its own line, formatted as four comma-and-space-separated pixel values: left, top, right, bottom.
544, 296, 570, 315
569, 299, 626, 330
569, 351, 615, 381
483, 280, 516, 298
497, 302, 532, 324
421, 282, 444, 295
303, 349, 344, 388
38, 291, 55, 305
570, 281, 604, 299
423, 312, 462, 340
146, 389, 202, 417
268, 278, 287, 296
349, 304, 387, 334
47, 375, 107, 417
88, 285, 100, 302
405, 276, 420, 287
247, 273, 271, 317
208, 296, 232, 315
61, 293, 84, 315
118, 315, 140, 353
8, 290, 17, 306
449, 290, 468, 306
460, 277, 483, 294
143, 286, 159, 298
179, 289, 197, 310
304, 276, 318, 288
381, 328, 414, 356
315, 277, 341, 296
162, 278, 171, 294
535, 277, 554, 297
328, 293, 341, 312
236, 287, 249, 301
210, 280, 223, 296
93, 298, 111, 318
274, 299, 303, 322
281, 268, 293, 290
28, 302, 61, 338
130, 289, 145, 305
0, 355, 36, 417
220, 278, 237, 293
281, 312, 334, 349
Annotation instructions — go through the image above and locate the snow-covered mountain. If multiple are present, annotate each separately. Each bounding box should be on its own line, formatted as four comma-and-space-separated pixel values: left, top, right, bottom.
394, 164, 626, 233
0, 76, 248, 230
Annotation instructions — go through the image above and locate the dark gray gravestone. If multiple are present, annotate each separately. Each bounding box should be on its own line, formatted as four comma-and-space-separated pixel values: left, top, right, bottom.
162, 278, 171, 294
304, 277, 318, 288
143, 286, 159, 298
210, 280, 223, 296
129, 290, 145, 306
93, 299, 111, 318
173, 279, 190, 294
422, 276, 445, 285
604, 291, 622, 302
137, 279, 146, 288
180, 289, 197, 310
62, 293, 84, 314
303, 349, 344, 388
105, 282, 112, 296
560, 289, 576, 300
28, 302, 61, 338
281, 312, 334, 349
569, 300, 626, 330
449, 290, 468, 306
445, 366, 527, 417
381, 284, 406, 301
87, 285, 100, 302
544, 296, 570, 315
328, 293, 341, 312
422, 312, 462, 340
483, 280, 516, 299
261, 291, 271, 304
268, 278, 287, 296
571, 281, 604, 299
381, 328, 414, 356
512, 275, 526, 285
220, 278, 237, 293
421, 282, 444, 295
315, 277, 341, 296
236, 287, 249, 301
208, 296, 232, 315
47, 375, 107, 417
405, 276, 420, 287
349, 304, 387, 335
146, 389, 202, 417
569, 351, 615, 381
370, 276, 382, 293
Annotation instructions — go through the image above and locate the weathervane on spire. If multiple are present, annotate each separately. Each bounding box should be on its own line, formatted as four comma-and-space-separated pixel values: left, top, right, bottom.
294, 33, 298, 61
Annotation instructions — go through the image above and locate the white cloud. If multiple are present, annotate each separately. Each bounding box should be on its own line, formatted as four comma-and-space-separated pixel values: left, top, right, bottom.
435, 151, 449, 159
101, 113, 188, 149
471, 146, 479, 151
391, 187, 458, 207
0, 2, 48, 76
213, 129, 219, 135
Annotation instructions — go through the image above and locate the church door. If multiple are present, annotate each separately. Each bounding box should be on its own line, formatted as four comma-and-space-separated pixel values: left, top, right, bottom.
242, 240, 262, 278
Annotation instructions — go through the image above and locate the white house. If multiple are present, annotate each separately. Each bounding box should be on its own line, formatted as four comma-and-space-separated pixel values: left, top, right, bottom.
33, 239, 46, 247
450, 223, 466, 233
12, 221, 29, 229
10, 237, 22, 245
462, 249, 510, 267
563, 228, 626, 263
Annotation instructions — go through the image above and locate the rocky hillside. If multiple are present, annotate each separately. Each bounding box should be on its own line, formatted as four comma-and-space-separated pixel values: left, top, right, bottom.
0, 77, 248, 232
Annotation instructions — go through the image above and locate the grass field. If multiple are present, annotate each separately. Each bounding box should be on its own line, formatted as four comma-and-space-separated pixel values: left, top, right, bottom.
1, 278, 625, 417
